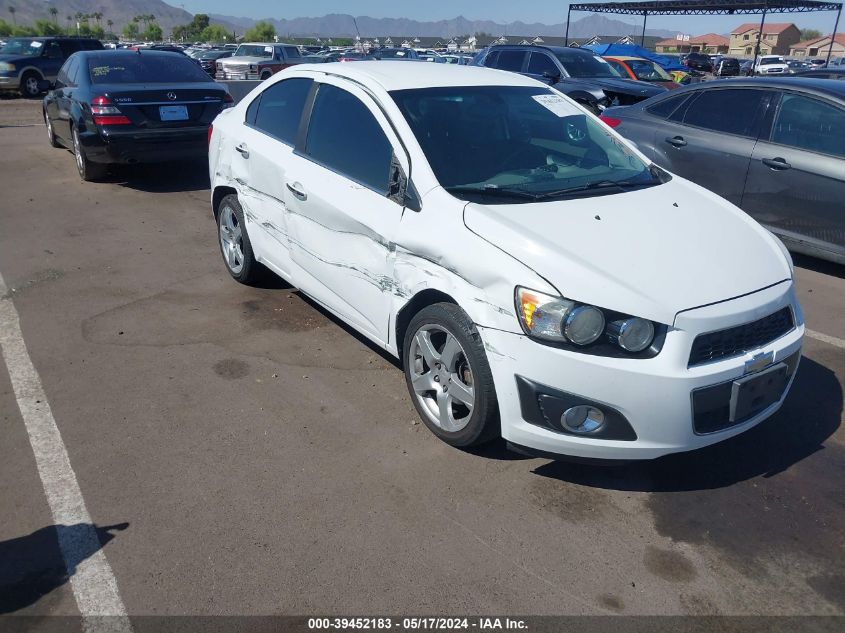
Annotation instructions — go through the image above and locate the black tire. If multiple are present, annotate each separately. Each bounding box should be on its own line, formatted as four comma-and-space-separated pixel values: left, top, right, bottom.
216, 194, 264, 285
44, 110, 61, 148
20, 72, 42, 98
403, 303, 499, 448
72, 125, 107, 181
260, 71, 272, 80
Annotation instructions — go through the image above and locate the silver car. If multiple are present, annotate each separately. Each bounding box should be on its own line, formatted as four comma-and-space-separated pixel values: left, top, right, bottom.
601, 77, 845, 265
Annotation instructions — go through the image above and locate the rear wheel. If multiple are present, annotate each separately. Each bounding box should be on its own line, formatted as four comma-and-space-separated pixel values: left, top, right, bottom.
217, 194, 263, 284
72, 126, 106, 181
20, 72, 41, 98
403, 303, 499, 448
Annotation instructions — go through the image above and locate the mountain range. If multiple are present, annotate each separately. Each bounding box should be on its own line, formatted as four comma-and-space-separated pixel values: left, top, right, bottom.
0, 1, 675, 39
206, 12, 676, 39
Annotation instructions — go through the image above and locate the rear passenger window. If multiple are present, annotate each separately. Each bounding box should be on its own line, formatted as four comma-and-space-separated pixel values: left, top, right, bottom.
305, 84, 393, 194
527, 53, 558, 76
676, 89, 767, 137
483, 50, 499, 68
770, 93, 845, 158
496, 50, 527, 72
284, 46, 300, 59
647, 92, 690, 119
251, 78, 313, 144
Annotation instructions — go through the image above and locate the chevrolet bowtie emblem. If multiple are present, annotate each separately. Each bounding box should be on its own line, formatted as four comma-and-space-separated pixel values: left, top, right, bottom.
744, 351, 774, 375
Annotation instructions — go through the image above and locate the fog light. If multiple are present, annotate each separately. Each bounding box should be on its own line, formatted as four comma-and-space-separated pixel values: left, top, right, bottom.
563, 305, 605, 345
608, 317, 655, 352
561, 406, 605, 433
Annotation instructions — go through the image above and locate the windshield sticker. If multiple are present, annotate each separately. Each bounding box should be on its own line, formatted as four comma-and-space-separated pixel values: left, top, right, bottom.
30, 41, 43, 48
532, 94, 579, 117
264, 46, 273, 53
91, 66, 111, 77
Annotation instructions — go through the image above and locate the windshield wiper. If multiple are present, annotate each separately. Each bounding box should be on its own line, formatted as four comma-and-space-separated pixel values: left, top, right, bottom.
444, 185, 541, 200
532, 178, 660, 200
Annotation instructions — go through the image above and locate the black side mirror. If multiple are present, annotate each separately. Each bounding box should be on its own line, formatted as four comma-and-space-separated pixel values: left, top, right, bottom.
37, 79, 53, 92
387, 153, 421, 212
542, 70, 561, 82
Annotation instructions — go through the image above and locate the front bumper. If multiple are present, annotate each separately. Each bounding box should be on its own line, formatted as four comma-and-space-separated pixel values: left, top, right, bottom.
0, 74, 20, 90
478, 281, 804, 460
80, 126, 209, 164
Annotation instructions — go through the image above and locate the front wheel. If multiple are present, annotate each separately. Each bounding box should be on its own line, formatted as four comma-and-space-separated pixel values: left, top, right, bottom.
403, 303, 499, 448
44, 110, 61, 148
20, 72, 41, 98
260, 71, 272, 80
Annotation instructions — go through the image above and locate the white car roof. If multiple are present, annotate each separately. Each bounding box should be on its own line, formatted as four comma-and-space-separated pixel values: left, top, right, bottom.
289, 61, 544, 92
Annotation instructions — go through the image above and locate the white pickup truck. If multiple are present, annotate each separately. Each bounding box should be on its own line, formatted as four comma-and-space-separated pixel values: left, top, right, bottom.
754, 55, 789, 75
215, 42, 302, 81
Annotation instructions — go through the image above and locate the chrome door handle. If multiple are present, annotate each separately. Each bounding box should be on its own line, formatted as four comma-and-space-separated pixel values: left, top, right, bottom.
235, 144, 249, 158
762, 157, 791, 170
286, 182, 307, 200
665, 136, 687, 148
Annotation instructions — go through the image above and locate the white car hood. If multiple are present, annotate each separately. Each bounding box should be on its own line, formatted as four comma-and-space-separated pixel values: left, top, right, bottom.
463, 178, 791, 325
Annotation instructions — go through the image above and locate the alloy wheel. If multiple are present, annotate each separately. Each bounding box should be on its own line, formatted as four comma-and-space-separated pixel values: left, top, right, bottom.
408, 324, 475, 432
73, 129, 84, 176
24, 76, 39, 97
219, 204, 244, 274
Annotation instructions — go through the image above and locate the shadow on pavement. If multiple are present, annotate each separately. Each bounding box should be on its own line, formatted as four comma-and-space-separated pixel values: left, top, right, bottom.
531, 356, 842, 492
0, 522, 129, 614
109, 160, 210, 194
793, 253, 845, 280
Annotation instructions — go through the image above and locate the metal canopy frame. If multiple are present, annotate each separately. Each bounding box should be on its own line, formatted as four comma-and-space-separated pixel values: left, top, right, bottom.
565, 0, 843, 65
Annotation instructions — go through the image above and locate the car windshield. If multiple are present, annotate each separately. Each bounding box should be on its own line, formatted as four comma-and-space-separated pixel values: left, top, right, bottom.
0, 38, 44, 57
554, 52, 621, 78
87, 55, 213, 84
234, 45, 273, 57
199, 51, 227, 59
761, 57, 785, 65
626, 59, 671, 81
380, 49, 411, 58
391, 85, 660, 203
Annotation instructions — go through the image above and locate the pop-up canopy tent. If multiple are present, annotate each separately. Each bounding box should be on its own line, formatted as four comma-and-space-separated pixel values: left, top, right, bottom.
566, 1, 843, 65
581, 42, 688, 68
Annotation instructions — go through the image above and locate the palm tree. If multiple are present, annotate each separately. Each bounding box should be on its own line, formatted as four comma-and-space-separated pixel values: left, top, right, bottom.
107, 19, 113, 35
92, 12, 102, 27
49, 7, 59, 25
8, 6, 16, 27
66, 15, 72, 32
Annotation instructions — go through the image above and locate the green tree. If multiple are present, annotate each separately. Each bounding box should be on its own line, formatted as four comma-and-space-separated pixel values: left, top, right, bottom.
12, 25, 36, 36
107, 19, 114, 37
34, 19, 63, 36
0, 19, 11, 37
191, 14, 210, 34
200, 24, 228, 43
800, 28, 823, 41
144, 23, 162, 41
123, 22, 140, 39
243, 20, 276, 42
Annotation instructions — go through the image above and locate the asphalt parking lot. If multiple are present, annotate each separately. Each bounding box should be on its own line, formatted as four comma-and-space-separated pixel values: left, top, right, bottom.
0, 96, 843, 621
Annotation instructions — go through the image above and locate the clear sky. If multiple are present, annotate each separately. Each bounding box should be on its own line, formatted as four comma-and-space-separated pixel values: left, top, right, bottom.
165, 1, 840, 34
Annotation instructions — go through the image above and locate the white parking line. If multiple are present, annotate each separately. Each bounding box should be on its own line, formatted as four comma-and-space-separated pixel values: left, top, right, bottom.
806, 329, 845, 350
0, 273, 132, 631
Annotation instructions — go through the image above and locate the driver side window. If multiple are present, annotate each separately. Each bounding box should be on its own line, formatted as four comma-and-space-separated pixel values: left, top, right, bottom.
43, 42, 63, 60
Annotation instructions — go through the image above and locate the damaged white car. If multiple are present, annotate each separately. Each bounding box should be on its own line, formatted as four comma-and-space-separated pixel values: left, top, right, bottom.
208, 62, 804, 460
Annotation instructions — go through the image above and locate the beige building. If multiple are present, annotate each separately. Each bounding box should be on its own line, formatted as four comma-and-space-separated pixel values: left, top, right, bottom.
789, 33, 845, 58
655, 33, 729, 54
729, 22, 801, 56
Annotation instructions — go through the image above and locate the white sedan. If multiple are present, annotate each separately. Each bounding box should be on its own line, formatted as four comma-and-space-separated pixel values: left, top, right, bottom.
208, 62, 803, 461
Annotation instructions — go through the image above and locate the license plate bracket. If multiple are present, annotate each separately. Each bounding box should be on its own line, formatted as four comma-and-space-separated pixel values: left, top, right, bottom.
729, 362, 788, 422
159, 105, 188, 121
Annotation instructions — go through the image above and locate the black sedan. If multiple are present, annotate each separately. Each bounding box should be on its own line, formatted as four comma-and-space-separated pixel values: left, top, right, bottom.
600, 78, 845, 264
197, 49, 233, 75
794, 67, 845, 80
43, 50, 232, 180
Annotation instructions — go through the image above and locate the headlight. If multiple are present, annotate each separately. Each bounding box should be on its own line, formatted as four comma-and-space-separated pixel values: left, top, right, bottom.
0, 62, 15, 72
607, 317, 655, 352
249, 64, 257, 71
516, 286, 661, 356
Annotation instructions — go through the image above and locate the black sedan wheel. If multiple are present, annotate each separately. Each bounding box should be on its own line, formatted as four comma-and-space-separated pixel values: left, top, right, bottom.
72, 126, 106, 182
44, 111, 61, 148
